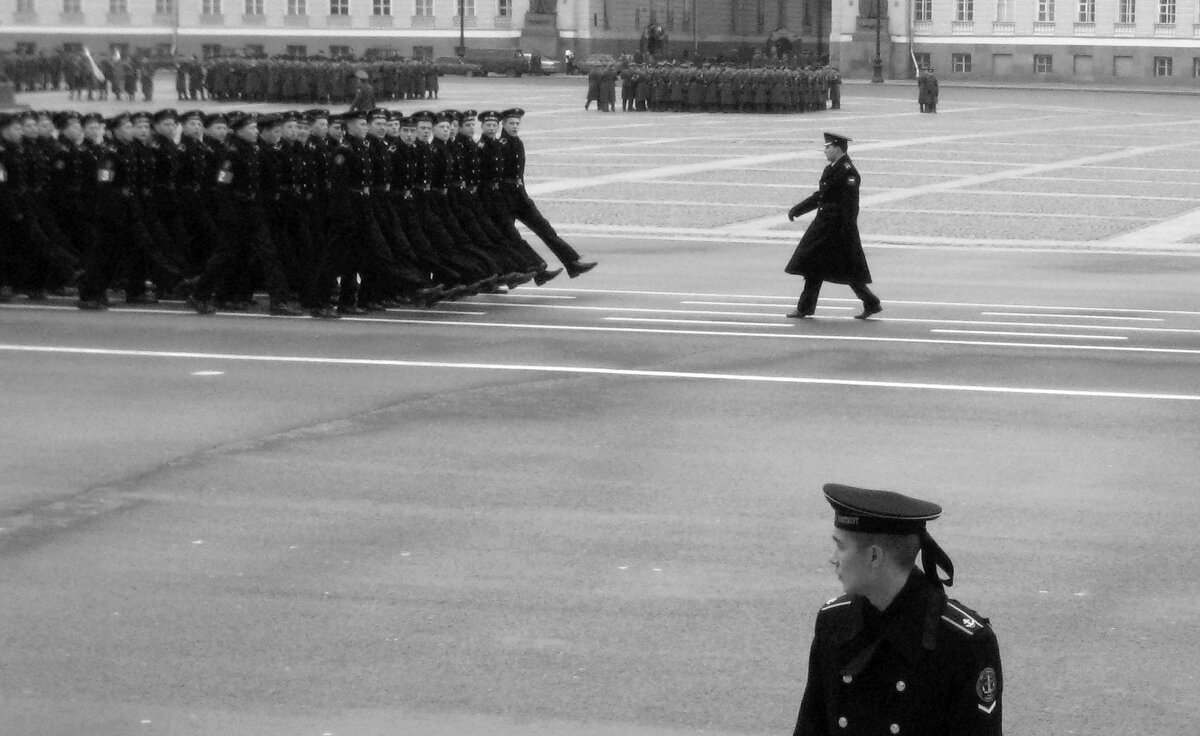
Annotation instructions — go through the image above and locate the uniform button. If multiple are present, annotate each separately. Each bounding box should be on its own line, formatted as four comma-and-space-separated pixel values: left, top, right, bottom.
837, 716, 847, 728
842, 674, 853, 684
890, 725, 900, 734
895, 680, 906, 692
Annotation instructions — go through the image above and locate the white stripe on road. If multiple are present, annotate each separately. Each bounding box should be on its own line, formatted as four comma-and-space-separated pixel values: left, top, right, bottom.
2, 344, 1197, 402
981, 311, 1163, 322
930, 329, 1127, 340
540, 288, 1200, 316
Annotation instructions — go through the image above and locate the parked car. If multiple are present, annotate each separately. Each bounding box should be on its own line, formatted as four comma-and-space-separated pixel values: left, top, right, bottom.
576, 53, 618, 74
522, 52, 562, 75
434, 56, 484, 76
460, 48, 530, 77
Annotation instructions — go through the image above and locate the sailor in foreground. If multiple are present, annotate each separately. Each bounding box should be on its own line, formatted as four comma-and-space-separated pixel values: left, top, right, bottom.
793, 483, 1003, 736
785, 133, 881, 320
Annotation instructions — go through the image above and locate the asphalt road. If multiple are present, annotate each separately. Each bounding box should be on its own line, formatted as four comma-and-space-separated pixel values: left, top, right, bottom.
2, 79, 1199, 735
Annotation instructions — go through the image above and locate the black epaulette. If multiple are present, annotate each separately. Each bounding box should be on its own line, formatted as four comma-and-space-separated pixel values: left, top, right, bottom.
940, 598, 990, 637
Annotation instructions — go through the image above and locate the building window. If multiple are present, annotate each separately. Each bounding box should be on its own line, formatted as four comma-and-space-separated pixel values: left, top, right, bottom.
16, 0, 35, 12
202, 0, 221, 13
155, 0, 173, 12
329, 44, 351, 57
373, 0, 390, 14
914, 52, 931, 69
63, 0, 81, 11
1157, 0, 1174, 22
1037, 0, 1054, 20
1034, 53, 1053, 72
995, 0, 1013, 21
955, 0, 973, 21
1154, 56, 1172, 75
244, 43, 264, 55
330, 0, 348, 14
913, 0, 932, 20
286, 44, 307, 56
412, 45, 433, 60
287, 0, 306, 13
1117, 0, 1134, 23
109, 0, 127, 12
459, 0, 475, 15
245, 0, 263, 14
1194, 57, 1200, 78
952, 52, 972, 72
201, 43, 221, 57
1077, 0, 1094, 21
414, 0, 433, 15
498, 0, 511, 16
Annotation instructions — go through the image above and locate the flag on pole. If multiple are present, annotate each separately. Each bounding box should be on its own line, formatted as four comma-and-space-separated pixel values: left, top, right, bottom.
82, 46, 105, 83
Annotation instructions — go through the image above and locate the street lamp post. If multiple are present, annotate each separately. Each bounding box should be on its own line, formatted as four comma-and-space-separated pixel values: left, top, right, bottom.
871, 0, 884, 82
457, 0, 466, 57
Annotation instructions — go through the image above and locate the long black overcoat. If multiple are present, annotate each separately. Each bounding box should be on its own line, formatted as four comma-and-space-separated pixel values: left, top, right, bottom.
785, 154, 871, 284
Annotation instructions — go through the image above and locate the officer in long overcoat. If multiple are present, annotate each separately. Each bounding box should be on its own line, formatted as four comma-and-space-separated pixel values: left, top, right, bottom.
785, 132, 881, 319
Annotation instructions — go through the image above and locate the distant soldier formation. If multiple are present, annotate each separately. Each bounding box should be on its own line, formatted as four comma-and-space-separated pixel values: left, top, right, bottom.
0, 107, 597, 318
587, 62, 842, 114
202, 56, 442, 104
3, 48, 160, 102
0, 50, 445, 105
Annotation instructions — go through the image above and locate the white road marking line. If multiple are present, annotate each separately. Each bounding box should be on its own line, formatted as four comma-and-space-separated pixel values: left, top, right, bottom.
385, 308, 488, 316
190, 371, 225, 376
3, 344, 1197, 402
540, 288, 1200, 316
603, 318, 793, 328
647, 315, 1200, 334
1105, 203, 1200, 245
684, 301, 855, 310
931, 329, 1126, 340
982, 311, 1164, 322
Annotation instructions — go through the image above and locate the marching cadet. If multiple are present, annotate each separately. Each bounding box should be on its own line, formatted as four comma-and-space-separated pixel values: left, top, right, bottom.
2, 112, 76, 302
49, 111, 98, 262
363, 107, 437, 309
297, 109, 340, 318
453, 110, 542, 284
147, 108, 191, 284
792, 483, 1003, 736
326, 109, 436, 315
475, 109, 555, 283
75, 113, 156, 310
414, 110, 506, 292
20, 110, 78, 298
497, 108, 597, 279
394, 113, 490, 296
257, 112, 308, 307
785, 133, 880, 320
187, 113, 302, 317
438, 110, 533, 287
176, 109, 223, 276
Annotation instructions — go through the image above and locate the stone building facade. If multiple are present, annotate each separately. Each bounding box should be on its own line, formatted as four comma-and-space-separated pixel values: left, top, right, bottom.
2, 0, 1198, 83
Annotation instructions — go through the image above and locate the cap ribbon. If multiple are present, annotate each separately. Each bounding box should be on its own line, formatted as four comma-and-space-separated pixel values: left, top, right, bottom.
919, 530, 954, 587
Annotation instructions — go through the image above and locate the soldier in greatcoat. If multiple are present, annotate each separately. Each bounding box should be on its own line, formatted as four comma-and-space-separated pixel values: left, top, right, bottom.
785, 133, 881, 320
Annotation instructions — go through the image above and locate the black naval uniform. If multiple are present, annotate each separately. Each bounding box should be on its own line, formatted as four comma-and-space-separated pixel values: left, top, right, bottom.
498, 127, 582, 269
794, 483, 1004, 736
79, 137, 155, 305
795, 573, 1004, 736
786, 141, 879, 318
193, 134, 293, 310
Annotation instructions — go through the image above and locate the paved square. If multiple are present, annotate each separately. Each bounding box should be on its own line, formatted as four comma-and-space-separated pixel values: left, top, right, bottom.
2, 78, 1199, 735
